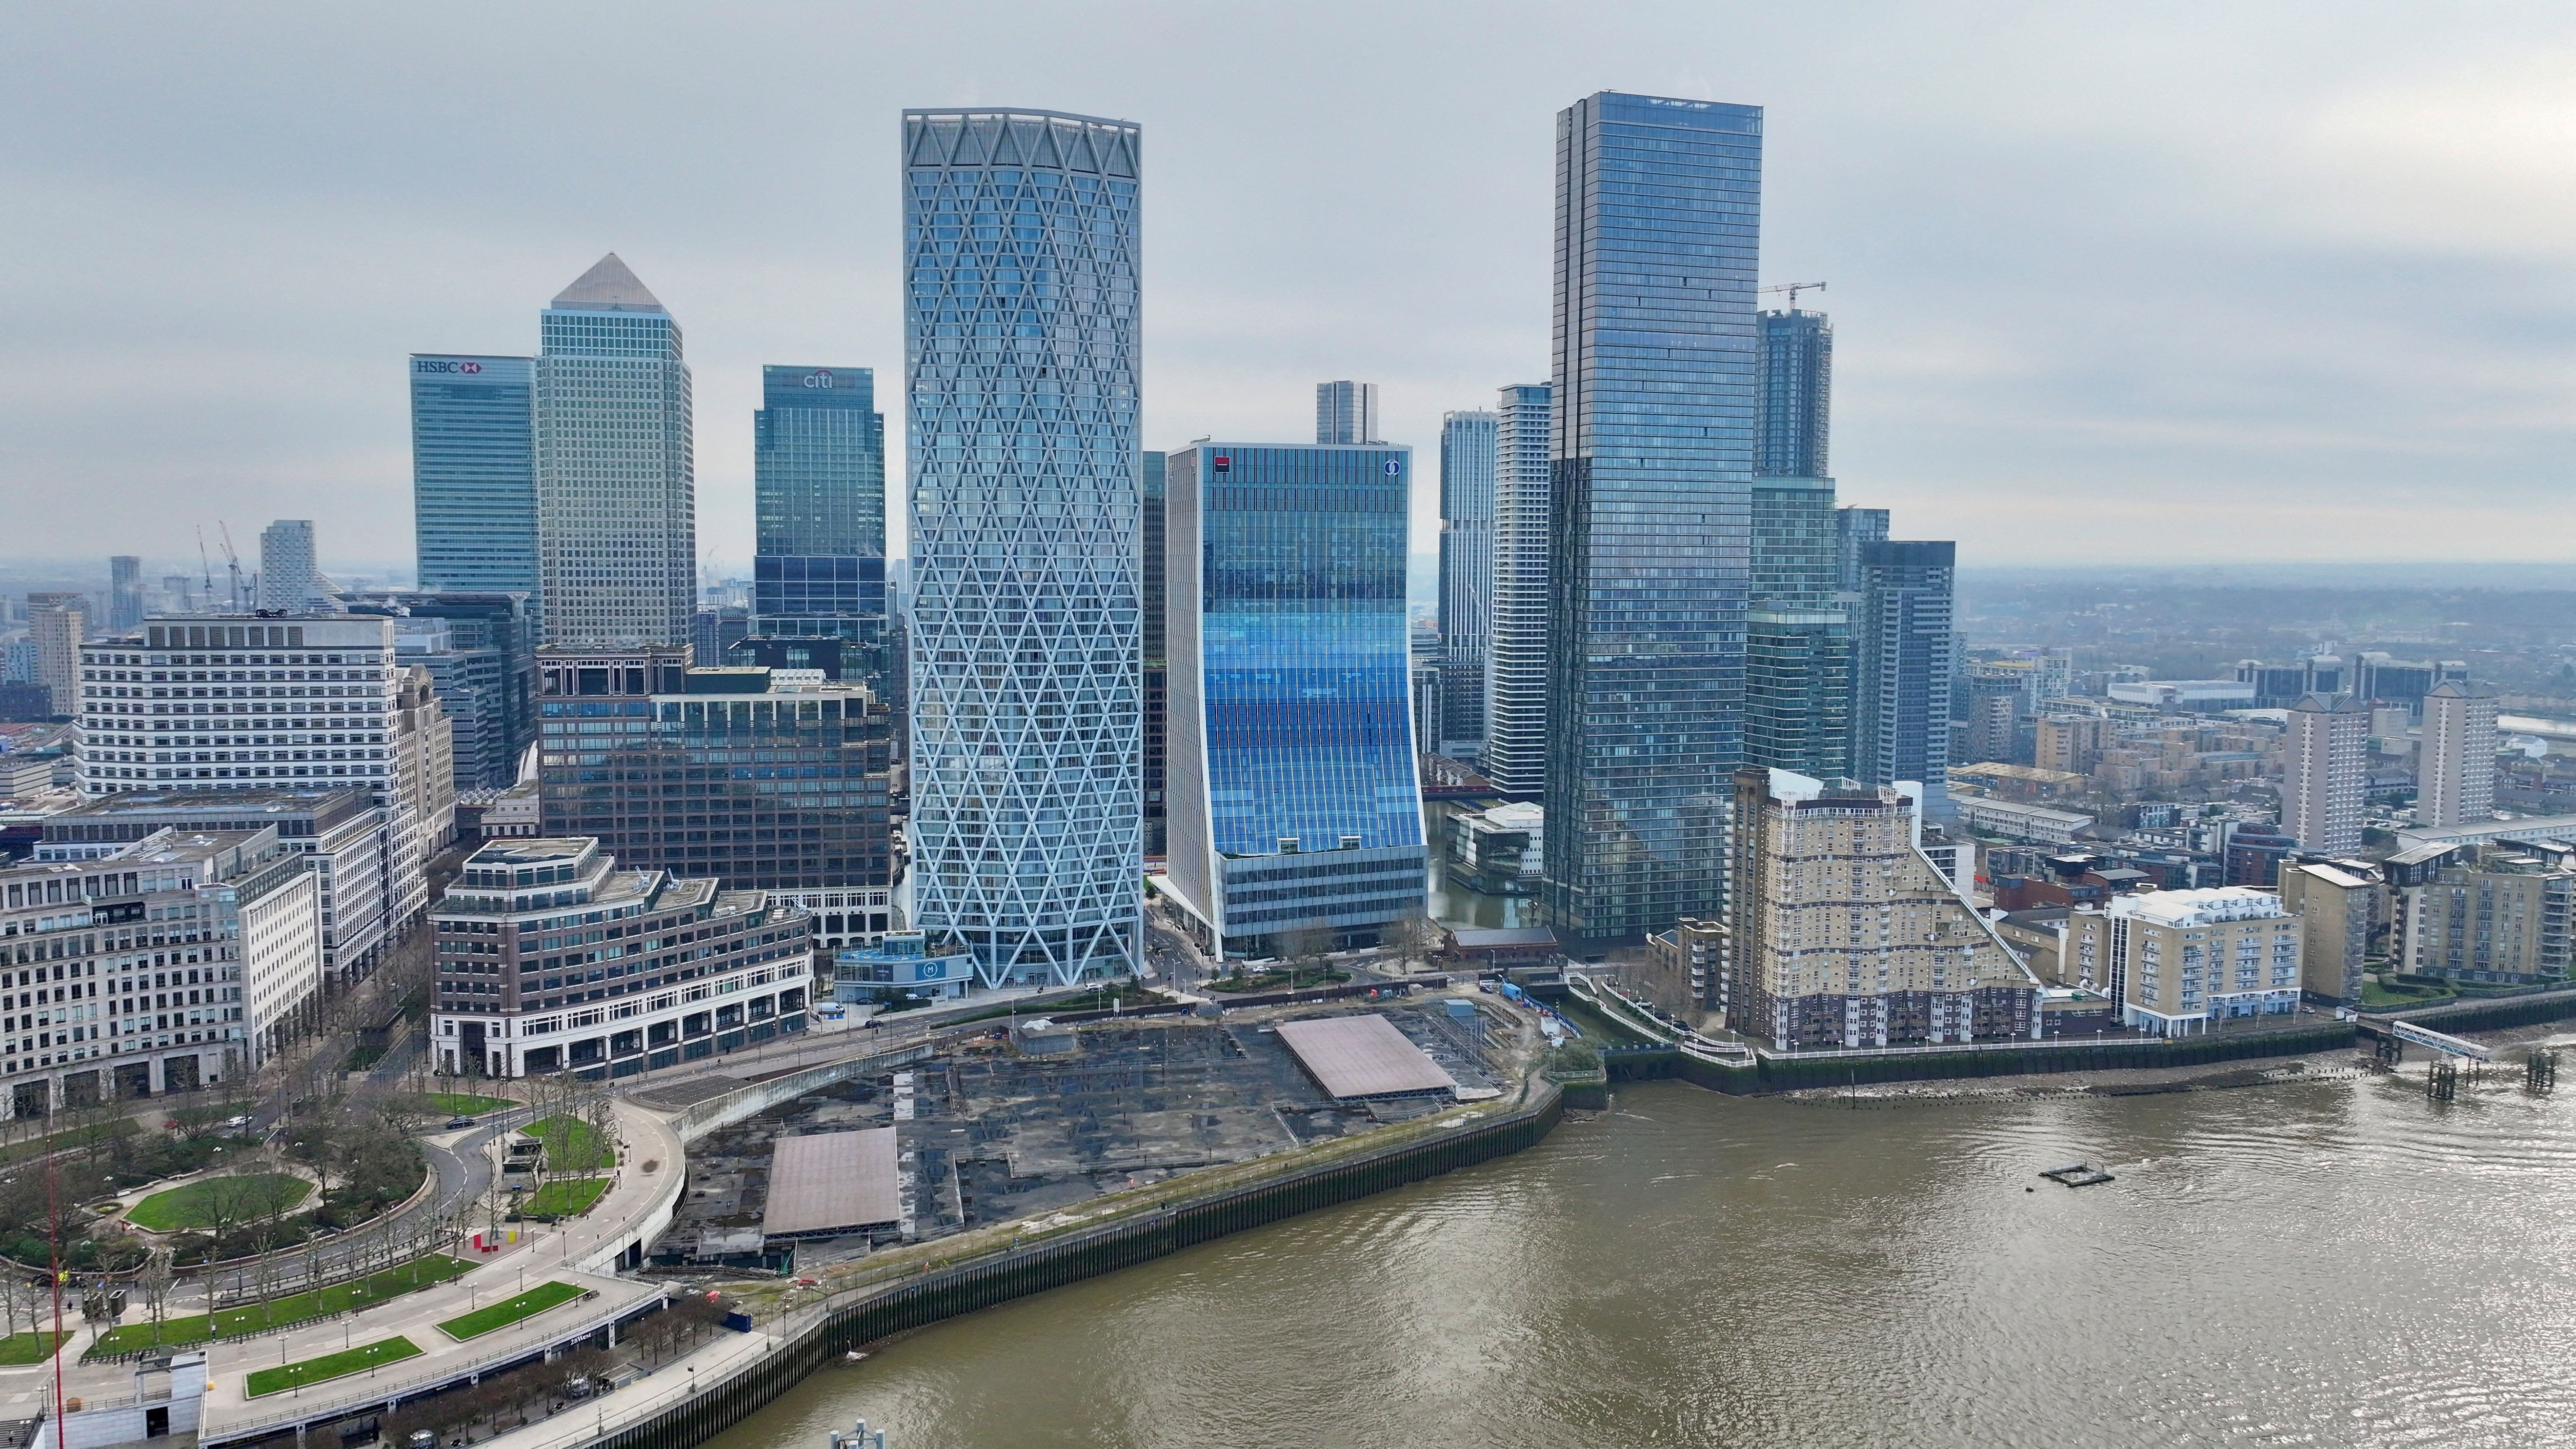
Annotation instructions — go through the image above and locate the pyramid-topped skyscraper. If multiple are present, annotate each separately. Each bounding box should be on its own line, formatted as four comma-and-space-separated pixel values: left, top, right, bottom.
535, 253, 695, 647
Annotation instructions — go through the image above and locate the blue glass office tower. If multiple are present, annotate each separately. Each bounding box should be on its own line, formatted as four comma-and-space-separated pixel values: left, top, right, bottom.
753, 365, 887, 653
411, 355, 538, 603
903, 108, 1144, 986
1544, 92, 1762, 946
1163, 443, 1425, 958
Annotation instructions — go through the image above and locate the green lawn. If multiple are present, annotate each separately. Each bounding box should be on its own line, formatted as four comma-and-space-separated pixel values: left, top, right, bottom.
0, 1333, 68, 1365
126, 1173, 311, 1232
426, 1092, 515, 1117
87, 1255, 473, 1358
436, 1280, 584, 1341
516, 1178, 608, 1218
244, 1336, 423, 1398
523, 1115, 613, 1172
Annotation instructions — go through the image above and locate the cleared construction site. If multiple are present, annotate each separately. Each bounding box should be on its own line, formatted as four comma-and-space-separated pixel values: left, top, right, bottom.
655, 997, 1512, 1273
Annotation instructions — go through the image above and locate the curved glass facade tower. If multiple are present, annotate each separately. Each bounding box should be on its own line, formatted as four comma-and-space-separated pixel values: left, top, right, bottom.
902, 108, 1144, 986
1162, 443, 1424, 958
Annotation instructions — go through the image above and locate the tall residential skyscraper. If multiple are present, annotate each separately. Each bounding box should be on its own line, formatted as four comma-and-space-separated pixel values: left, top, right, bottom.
1744, 475, 1847, 778
1851, 541, 1957, 815
1315, 381, 1382, 445
1543, 91, 1762, 945
26, 599, 84, 718
535, 254, 694, 648
1756, 309, 1833, 480
1142, 450, 1168, 857
1436, 409, 1497, 752
1483, 382, 1553, 800
410, 354, 538, 602
904, 107, 1143, 986
2283, 692, 2370, 855
752, 365, 887, 655
1835, 505, 1889, 592
1162, 443, 1425, 958
108, 557, 144, 633
258, 521, 325, 611
2418, 680, 2498, 829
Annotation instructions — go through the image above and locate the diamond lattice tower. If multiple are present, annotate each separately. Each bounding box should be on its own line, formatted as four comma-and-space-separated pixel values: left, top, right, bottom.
902, 108, 1144, 986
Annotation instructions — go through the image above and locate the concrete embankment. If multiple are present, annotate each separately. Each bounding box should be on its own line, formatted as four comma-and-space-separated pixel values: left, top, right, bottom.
498, 1073, 1565, 1449
1601, 1024, 2361, 1092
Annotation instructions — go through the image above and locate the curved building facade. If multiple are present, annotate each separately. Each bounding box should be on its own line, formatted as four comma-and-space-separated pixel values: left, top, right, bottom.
902, 108, 1144, 986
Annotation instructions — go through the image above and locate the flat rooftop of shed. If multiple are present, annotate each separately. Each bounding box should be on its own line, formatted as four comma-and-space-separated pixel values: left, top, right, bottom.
762, 1127, 900, 1240
1274, 1014, 1459, 1101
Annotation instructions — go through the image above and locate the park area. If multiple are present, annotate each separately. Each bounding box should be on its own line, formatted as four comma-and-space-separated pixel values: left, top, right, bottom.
88, 1255, 474, 1357
124, 1172, 310, 1232
437, 1281, 583, 1341
244, 1335, 423, 1397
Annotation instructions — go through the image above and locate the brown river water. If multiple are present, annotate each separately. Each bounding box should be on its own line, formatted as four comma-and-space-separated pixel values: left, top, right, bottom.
704, 1046, 2576, 1448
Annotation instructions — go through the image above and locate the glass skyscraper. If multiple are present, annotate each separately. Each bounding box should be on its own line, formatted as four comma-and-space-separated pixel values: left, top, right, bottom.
1315, 381, 1382, 445
1142, 450, 1168, 857
1483, 381, 1553, 800
903, 107, 1144, 986
535, 254, 695, 648
410, 354, 538, 603
1162, 443, 1425, 958
1544, 92, 1762, 945
1853, 540, 1957, 816
1436, 409, 1496, 752
1756, 308, 1832, 480
752, 365, 887, 655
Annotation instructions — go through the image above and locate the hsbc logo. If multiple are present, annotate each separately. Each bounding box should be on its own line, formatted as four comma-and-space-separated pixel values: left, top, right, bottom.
804, 370, 836, 388
414, 360, 485, 374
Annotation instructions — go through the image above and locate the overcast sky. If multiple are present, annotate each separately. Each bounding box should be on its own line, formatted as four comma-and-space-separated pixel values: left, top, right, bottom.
4, 2, 2574, 580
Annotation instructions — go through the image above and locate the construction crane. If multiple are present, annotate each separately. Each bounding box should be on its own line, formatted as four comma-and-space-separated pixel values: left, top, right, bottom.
217, 522, 244, 612
1758, 281, 1827, 310
195, 526, 215, 612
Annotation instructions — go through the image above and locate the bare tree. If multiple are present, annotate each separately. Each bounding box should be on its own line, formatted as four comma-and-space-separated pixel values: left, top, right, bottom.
1379, 911, 1441, 975
1283, 921, 1337, 989
138, 1250, 174, 1349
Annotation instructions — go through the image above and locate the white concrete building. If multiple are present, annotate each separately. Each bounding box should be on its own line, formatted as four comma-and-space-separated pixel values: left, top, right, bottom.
2069, 886, 2302, 1037
1950, 795, 2094, 845
2284, 692, 2370, 855
257, 520, 330, 612
2417, 680, 2498, 830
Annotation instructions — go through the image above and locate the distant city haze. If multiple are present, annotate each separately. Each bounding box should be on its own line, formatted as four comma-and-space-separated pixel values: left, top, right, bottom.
4, 5, 2574, 568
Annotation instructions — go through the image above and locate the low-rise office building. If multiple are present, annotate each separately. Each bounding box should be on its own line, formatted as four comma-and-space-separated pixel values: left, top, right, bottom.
428, 836, 814, 1079
0, 825, 321, 1117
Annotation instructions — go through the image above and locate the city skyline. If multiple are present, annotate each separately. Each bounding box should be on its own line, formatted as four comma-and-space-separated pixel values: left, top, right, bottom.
9, 7, 2573, 569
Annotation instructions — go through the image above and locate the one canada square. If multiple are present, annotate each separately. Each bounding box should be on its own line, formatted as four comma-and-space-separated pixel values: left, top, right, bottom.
902, 108, 1144, 985
1544, 92, 1761, 946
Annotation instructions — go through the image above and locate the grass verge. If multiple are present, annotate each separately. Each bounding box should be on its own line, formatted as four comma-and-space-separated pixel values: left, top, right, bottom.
87, 1254, 474, 1358
516, 1178, 608, 1218
126, 1173, 311, 1232
0, 1333, 69, 1365
523, 1116, 612, 1172
436, 1280, 584, 1341
244, 1336, 422, 1397
425, 1092, 515, 1117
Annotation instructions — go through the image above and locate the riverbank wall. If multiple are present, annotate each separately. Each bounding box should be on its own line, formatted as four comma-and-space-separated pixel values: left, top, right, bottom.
2367, 987, 2576, 1036
578, 1080, 1565, 1449
1603, 1023, 2358, 1092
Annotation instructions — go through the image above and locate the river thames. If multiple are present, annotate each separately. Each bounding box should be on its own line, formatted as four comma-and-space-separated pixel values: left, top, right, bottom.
706, 1044, 2576, 1449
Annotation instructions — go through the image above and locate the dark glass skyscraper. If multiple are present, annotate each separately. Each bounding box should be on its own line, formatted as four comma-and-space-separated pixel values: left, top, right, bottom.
1852, 541, 1957, 816
1756, 309, 1832, 480
1744, 476, 1848, 778
1436, 409, 1496, 752
752, 365, 887, 656
1543, 92, 1762, 946
1162, 443, 1424, 957
904, 108, 1143, 986
411, 354, 538, 603
1142, 450, 1168, 857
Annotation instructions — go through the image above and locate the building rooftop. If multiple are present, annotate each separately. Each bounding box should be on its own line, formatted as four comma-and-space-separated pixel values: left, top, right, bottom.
550, 252, 665, 314
1274, 1014, 1459, 1101
2108, 886, 2290, 927
761, 1127, 900, 1239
